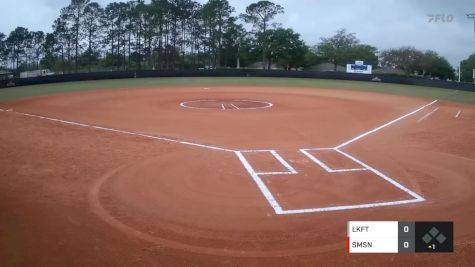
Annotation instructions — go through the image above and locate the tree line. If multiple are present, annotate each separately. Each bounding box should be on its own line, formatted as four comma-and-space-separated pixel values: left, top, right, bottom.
0, 0, 473, 81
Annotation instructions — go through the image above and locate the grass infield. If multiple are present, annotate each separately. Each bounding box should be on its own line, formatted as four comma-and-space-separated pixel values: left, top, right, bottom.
0, 77, 474, 104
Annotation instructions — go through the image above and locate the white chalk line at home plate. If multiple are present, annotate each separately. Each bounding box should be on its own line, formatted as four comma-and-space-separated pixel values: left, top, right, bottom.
237, 144, 427, 215
3, 100, 438, 215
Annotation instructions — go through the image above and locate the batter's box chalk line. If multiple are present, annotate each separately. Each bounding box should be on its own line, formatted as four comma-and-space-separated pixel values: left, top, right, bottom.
5, 100, 437, 215
235, 148, 424, 215
299, 148, 368, 173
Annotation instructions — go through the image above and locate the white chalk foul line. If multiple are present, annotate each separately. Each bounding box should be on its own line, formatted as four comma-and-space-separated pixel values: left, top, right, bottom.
13, 111, 235, 153
417, 107, 439, 123
336, 100, 438, 149
455, 109, 462, 118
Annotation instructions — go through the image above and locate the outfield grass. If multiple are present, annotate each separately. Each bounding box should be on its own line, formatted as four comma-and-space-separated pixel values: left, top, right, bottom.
0, 77, 474, 104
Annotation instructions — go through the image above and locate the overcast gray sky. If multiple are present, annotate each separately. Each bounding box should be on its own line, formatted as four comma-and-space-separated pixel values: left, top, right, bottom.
1, 0, 474, 67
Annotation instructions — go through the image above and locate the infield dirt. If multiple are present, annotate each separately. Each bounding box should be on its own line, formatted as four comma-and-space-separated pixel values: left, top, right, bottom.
0, 86, 474, 266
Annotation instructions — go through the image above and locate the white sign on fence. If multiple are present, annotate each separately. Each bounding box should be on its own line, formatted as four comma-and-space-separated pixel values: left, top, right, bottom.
346, 61, 372, 74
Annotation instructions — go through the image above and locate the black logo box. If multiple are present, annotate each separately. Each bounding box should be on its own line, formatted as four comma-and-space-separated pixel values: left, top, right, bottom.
415, 221, 453, 253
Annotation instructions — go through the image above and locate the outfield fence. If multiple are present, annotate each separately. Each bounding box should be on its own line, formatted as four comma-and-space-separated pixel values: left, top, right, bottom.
1, 69, 474, 92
